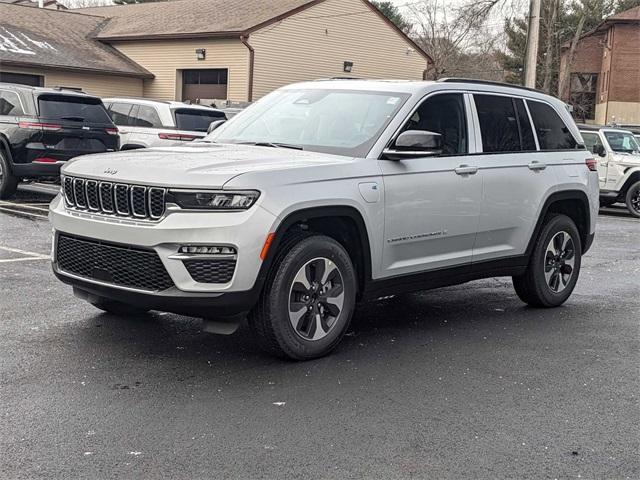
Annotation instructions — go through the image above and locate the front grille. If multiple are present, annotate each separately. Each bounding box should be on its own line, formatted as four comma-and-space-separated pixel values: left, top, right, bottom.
56, 234, 174, 292
62, 176, 166, 220
184, 259, 237, 284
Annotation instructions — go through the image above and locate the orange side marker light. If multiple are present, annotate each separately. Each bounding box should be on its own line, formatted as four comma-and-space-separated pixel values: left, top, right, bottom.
260, 233, 276, 261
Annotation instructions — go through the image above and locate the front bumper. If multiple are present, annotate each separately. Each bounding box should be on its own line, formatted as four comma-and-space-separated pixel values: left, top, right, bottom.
49, 195, 278, 314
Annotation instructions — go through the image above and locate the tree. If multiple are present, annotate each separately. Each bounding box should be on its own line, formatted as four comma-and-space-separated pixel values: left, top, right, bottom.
371, 1, 412, 34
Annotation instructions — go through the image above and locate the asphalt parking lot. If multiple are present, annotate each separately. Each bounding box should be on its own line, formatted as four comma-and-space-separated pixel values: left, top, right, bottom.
0, 185, 638, 480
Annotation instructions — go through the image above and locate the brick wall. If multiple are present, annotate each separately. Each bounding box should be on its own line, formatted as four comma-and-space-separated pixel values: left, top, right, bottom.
607, 24, 640, 103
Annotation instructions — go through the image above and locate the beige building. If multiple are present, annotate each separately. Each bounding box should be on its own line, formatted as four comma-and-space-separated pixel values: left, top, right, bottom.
1, 0, 432, 103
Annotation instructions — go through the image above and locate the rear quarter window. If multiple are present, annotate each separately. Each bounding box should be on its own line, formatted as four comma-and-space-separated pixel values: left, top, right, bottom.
38, 94, 112, 124
173, 108, 227, 132
527, 101, 578, 150
0, 90, 23, 116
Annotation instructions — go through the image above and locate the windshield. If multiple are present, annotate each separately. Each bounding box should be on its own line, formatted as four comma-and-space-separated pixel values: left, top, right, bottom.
38, 94, 112, 125
604, 131, 640, 154
207, 88, 410, 157
173, 108, 226, 132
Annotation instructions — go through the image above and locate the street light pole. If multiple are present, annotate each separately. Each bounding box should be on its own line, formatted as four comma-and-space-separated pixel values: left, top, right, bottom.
524, 0, 542, 88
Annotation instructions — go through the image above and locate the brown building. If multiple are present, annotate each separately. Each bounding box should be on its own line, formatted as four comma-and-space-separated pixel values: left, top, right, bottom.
560, 6, 640, 125
0, 0, 432, 103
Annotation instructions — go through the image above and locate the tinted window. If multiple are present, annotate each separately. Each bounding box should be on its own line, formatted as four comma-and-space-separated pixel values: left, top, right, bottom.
527, 101, 578, 150
133, 105, 162, 128
38, 95, 111, 124
581, 132, 604, 154
0, 91, 23, 115
173, 108, 226, 132
474, 95, 521, 152
514, 98, 536, 150
108, 103, 135, 126
400, 93, 467, 155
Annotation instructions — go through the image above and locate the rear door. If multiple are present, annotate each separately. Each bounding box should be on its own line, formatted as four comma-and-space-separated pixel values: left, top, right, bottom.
471, 93, 559, 262
36, 94, 118, 162
106, 102, 136, 148
129, 104, 164, 147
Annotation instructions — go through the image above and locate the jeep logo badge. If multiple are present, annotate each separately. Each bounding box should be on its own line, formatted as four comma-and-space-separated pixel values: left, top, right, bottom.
103, 168, 118, 176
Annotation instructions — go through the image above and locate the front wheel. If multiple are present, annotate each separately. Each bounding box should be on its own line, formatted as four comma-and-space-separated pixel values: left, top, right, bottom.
513, 214, 582, 308
249, 233, 357, 360
624, 181, 640, 218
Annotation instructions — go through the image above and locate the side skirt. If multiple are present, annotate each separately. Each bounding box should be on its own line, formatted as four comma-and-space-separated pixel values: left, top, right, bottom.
361, 255, 528, 301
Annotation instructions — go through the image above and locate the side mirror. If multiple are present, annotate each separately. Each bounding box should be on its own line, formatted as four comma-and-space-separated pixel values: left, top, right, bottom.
207, 119, 227, 134
383, 130, 443, 160
593, 144, 606, 157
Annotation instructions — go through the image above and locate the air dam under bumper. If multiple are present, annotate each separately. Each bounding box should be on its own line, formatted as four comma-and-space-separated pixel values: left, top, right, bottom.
53, 268, 260, 318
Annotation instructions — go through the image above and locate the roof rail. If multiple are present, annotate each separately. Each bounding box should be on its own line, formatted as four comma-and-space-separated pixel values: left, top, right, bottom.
438, 78, 544, 94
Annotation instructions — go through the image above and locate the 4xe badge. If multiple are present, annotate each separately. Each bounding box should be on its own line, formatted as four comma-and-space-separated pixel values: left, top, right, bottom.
103, 168, 118, 176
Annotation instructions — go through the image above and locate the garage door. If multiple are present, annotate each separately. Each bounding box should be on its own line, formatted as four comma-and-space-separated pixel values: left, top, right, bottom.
182, 69, 228, 102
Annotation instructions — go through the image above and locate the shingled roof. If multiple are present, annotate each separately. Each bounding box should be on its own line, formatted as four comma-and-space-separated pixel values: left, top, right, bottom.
0, 3, 152, 78
79, 0, 328, 41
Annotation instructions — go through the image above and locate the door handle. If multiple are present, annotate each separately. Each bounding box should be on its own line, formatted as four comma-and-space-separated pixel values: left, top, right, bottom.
455, 165, 479, 175
528, 161, 547, 171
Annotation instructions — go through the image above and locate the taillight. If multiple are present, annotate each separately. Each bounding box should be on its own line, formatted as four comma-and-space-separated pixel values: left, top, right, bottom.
105, 127, 119, 136
158, 133, 200, 142
19, 121, 62, 132
586, 158, 598, 171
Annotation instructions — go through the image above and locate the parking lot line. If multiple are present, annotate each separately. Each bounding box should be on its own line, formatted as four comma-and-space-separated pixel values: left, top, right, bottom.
0, 206, 48, 219
0, 245, 50, 259
0, 257, 50, 264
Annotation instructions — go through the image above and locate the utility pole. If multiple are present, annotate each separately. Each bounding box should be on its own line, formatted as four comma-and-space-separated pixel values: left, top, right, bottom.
524, 0, 542, 88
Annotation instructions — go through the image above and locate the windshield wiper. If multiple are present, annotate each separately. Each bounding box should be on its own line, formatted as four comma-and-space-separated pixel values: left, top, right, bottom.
238, 141, 304, 151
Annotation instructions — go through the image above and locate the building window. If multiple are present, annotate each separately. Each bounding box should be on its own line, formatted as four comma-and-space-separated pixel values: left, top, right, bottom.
569, 73, 598, 122
0, 72, 44, 87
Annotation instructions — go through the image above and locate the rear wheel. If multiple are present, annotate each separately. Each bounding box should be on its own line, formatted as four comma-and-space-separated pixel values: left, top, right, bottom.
624, 181, 640, 218
249, 233, 357, 360
0, 150, 19, 200
89, 298, 149, 316
513, 214, 582, 308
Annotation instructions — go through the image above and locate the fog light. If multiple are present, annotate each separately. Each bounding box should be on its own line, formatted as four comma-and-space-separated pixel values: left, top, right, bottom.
179, 245, 237, 255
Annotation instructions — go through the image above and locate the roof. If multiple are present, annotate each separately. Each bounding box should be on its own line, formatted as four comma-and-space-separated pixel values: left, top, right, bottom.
608, 5, 640, 22
79, 0, 326, 40
0, 4, 153, 78
76, 0, 431, 61
563, 5, 640, 48
102, 97, 223, 111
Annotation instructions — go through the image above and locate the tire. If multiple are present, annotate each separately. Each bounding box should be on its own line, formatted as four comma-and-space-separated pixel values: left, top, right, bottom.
0, 150, 19, 200
624, 181, 640, 219
513, 214, 582, 308
248, 233, 357, 360
89, 298, 149, 316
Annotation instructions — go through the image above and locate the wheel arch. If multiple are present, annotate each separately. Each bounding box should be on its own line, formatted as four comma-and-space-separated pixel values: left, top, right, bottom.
528, 190, 592, 255
619, 169, 640, 196
258, 205, 373, 298
0, 134, 15, 167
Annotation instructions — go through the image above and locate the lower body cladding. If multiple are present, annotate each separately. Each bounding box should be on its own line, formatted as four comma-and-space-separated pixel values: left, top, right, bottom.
49, 195, 277, 330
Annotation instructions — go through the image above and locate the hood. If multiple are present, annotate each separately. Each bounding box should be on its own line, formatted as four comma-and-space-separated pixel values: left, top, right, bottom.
61, 143, 354, 189
611, 152, 640, 166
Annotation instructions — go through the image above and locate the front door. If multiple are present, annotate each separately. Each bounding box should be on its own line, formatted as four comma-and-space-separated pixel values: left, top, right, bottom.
582, 131, 608, 188
379, 92, 482, 278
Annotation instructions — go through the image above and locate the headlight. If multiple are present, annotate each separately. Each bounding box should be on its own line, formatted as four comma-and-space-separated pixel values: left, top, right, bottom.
169, 190, 260, 210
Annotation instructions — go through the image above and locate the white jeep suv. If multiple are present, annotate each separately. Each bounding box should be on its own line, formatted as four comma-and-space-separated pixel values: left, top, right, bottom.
50, 79, 599, 360
103, 98, 226, 149
579, 125, 640, 217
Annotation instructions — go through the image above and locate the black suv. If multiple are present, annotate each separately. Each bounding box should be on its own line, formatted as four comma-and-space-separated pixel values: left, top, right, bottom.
0, 83, 119, 199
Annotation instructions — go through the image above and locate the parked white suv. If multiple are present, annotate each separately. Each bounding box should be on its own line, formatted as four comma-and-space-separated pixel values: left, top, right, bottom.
51, 79, 599, 360
579, 125, 640, 217
103, 98, 226, 150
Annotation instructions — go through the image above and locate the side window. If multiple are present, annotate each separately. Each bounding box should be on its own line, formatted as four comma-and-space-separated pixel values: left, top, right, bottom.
398, 93, 467, 155
108, 103, 134, 126
134, 105, 162, 128
581, 132, 604, 154
527, 100, 578, 150
474, 95, 521, 153
514, 98, 536, 151
0, 90, 24, 116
